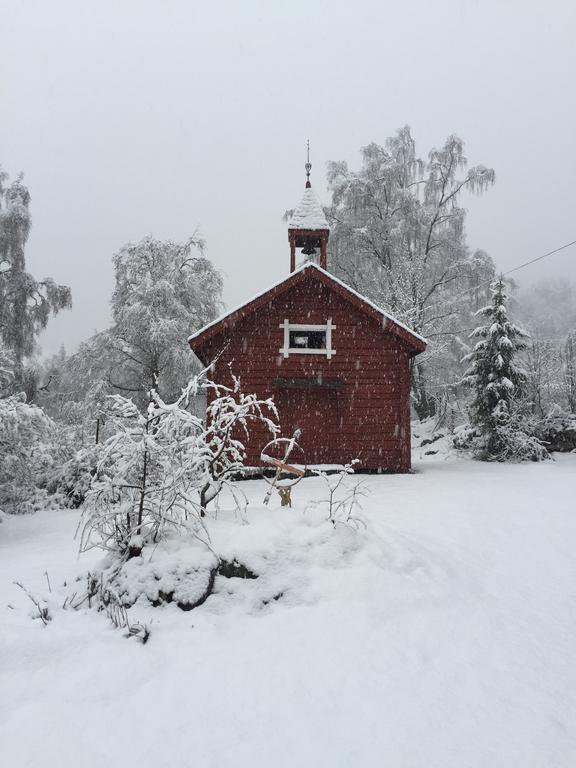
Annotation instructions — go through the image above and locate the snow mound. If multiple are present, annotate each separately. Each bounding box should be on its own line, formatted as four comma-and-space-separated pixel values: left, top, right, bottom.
96, 503, 381, 615
110, 541, 218, 610
69, 487, 426, 619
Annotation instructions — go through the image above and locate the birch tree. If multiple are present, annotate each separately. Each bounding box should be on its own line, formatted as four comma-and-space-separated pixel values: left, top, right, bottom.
0, 170, 71, 394
107, 235, 223, 405
327, 128, 495, 418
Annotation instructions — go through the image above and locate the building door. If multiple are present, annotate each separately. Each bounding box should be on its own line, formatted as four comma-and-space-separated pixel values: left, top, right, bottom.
274, 388, 339, 466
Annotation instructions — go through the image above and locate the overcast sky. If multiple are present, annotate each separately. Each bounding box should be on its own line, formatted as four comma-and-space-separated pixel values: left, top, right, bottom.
2, 0, 576, 356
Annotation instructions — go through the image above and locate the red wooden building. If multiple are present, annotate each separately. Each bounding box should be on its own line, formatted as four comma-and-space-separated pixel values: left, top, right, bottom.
188, 169, 426, 472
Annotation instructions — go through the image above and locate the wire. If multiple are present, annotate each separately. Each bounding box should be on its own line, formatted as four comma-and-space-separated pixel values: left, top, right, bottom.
423, 238, 576, 341
457, 238, 576, 300
504, 239, 576, 276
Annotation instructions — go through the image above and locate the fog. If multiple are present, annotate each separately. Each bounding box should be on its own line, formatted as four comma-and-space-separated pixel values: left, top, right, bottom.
2, 0, 575, 355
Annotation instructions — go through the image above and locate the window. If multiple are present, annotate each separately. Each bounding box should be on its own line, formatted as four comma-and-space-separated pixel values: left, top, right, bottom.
289, 330, 326, 349
279, 318, 336, 358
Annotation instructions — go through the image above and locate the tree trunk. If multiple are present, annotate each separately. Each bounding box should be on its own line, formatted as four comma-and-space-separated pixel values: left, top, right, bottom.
411, 360, 436, 420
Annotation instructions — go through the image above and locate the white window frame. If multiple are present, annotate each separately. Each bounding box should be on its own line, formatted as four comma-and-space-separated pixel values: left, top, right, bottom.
279, 318, 336, 359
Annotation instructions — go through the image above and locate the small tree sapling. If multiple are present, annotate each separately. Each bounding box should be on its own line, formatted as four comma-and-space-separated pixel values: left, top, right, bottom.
80, 371, 279, 556
79, 380, 209, 558
308, 461, 368, 528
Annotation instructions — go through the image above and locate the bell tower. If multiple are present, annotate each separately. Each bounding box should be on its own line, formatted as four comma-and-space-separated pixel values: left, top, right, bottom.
287, 142, 330, 272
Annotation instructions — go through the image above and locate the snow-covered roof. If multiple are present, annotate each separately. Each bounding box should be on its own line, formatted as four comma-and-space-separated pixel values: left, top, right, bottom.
188, 263, 427, 350
288, 187, 329, 231
313, 265, 428, 346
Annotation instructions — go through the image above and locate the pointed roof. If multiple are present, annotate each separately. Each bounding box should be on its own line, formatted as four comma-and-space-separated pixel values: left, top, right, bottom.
288, 186, 329, 231
188, 263, 426, 357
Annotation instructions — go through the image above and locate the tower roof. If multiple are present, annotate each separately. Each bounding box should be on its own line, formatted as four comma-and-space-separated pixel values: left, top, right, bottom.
288, 186, 329, 231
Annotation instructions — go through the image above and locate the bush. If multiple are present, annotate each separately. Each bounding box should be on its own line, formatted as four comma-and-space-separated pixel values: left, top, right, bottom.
534, 411, 576, 453
43, 445, 102, 508
0, 394, 60, 514
0, 393, 94, 514
453, 414, 550, 462
490, 420, 550, 462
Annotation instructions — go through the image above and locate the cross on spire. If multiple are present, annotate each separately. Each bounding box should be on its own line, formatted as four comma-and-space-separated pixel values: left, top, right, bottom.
305, 139, 312, 188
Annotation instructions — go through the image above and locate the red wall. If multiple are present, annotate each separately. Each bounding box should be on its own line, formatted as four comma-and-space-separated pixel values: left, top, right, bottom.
197, 277, 413, 472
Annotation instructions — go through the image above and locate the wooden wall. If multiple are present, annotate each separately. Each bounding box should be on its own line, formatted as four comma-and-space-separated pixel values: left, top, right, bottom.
196, 277, 413, 472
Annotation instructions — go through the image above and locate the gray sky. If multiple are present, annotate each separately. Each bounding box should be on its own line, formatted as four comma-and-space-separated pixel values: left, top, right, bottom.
2, 0, 576, 356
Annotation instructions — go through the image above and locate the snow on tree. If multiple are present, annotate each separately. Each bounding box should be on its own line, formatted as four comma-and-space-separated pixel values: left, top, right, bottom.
461, 277, 548, 461
326, 128, 496, 418
0, 170, 71, 394
0, 384, 101, 514
0, 342, 14, 395
0, 393, 60, 514
80, 372, 279, 556
36, 235, 223, 437
561, 334, 576, 414
107, 235, 223, 405
37, 336, 115, 444
199, 374, 279, 514
79, 386, 205, 557
514, 279, 576, 418
524, 334, 564, 417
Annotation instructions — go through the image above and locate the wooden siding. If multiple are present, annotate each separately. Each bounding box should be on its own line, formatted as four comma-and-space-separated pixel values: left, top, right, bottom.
193, 275, 414, 472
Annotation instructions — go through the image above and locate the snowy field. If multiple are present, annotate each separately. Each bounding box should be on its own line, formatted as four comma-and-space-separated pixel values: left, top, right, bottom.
2, 454, 576, 768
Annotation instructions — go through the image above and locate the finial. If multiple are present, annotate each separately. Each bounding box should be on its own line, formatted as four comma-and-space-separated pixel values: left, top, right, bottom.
305, 139, 312, 188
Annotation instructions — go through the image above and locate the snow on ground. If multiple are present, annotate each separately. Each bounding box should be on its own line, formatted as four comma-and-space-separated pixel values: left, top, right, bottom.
1, 455, 576, 768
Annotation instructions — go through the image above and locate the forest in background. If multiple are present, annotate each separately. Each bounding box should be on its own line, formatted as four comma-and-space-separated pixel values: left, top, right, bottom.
1, 127, 576, 517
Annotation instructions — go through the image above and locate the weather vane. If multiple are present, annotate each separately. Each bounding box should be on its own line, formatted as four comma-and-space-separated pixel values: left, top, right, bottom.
305, 139, 312, 187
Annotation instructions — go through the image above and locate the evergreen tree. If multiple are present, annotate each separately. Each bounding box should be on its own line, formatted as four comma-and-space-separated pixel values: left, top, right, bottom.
462, 278, 536, 458
0, 170, 71, 393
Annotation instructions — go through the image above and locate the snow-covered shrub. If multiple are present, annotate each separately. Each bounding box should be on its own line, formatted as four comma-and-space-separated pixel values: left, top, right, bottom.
0, 393, 63, 514
452, 423, 478, 451
534, 411, 576, 453
62, 571, 149, 642
0, 339, 92, 512
490, 414, 550, 462
453, 413, 549, 462
106, 541, 219, 610
80, 370, 277, 556
307, 462, 368, 528
79, 381, 209, 557
44, 444, 102, 508
13, 580, 52, 625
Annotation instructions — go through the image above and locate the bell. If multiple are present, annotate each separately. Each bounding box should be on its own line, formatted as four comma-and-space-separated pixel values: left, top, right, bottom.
301, 243, 317, 256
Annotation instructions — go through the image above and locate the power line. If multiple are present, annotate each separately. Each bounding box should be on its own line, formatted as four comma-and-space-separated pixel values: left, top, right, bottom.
504, 238, 576, 277
457, 238, 576, 300
424, 238, 576, 339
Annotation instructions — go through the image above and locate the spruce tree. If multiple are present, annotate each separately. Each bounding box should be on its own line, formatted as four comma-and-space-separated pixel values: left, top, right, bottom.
462, 277, 529, 457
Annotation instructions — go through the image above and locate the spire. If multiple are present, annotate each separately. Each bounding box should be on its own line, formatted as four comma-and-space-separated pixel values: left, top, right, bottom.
288, 144, 330, 272
305, 139, 312, 188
